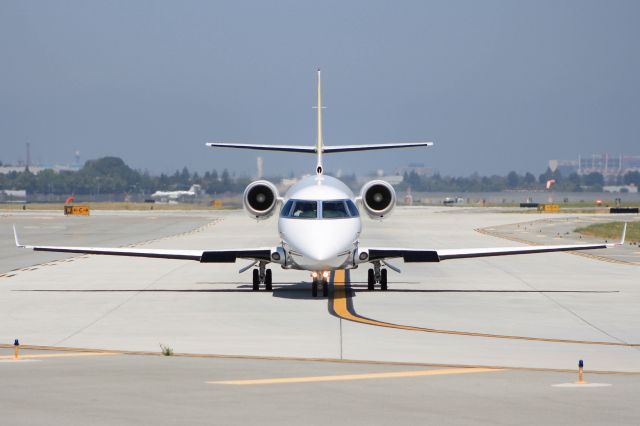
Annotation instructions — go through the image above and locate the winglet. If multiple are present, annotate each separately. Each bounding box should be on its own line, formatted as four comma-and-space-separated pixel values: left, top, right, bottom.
620, 222, 627, 245
13, 225, 25, 248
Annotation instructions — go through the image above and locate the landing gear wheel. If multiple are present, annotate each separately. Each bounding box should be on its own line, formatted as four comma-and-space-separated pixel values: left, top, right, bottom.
322, 278, 328, 297
367, 268, 375, 291
252, 269, 260, 291
311, 280, 318, 297
265, 269, 272, 291
380, 268, 388, 291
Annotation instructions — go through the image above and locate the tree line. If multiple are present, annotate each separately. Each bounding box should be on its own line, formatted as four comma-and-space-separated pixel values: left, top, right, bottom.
398, 168, 640, 192
1, 156, 639, 195
0, 157, 251, 195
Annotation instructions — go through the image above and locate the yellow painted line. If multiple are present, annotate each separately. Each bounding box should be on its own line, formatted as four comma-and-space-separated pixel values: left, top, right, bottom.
331, 270, 640, 347
0, 352, 117, 360
208, 367, 502, 385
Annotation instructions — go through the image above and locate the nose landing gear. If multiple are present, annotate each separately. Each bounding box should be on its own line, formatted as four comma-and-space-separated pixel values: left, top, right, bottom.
311, 272, 329, 297
252, 262, 273, 291
367, 262, 388, 291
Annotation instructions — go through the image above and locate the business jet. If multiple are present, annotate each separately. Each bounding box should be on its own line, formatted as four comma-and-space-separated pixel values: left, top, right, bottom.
14, 70, 626, 297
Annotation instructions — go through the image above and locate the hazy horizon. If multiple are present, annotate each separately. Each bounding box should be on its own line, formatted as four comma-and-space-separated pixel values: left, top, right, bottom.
2, 1, 639, 177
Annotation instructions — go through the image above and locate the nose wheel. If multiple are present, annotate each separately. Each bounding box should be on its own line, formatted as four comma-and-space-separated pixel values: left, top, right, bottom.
311, 273, 329, 297
252, 263, 272, 291
367, 264, 388, 291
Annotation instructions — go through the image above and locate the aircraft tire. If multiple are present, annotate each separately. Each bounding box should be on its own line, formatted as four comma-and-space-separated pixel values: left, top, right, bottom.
367, 268, 375, 291
322, 279, 328, 297
312, 280, 318, 297
252, 269, 260, 291
380, 268, 388, 291
265, 269, 273, 291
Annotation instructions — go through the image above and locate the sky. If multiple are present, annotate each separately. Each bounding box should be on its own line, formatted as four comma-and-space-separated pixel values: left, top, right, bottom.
1, 0, 639, 177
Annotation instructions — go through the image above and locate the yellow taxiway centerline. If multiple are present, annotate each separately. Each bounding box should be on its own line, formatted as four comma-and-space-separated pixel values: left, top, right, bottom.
331, 270, 640, 347
208, 367, 502, 385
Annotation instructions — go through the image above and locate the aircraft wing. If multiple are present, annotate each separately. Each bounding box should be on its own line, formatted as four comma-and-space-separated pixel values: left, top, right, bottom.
13, 226, 271, 263
364, 224, 626, 263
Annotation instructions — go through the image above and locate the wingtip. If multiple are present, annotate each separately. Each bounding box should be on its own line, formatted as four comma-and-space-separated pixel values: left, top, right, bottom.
620, 222, 627, 245
13, 225, 23, 248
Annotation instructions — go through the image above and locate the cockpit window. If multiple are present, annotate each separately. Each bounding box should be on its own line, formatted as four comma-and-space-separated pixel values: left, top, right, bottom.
322, 201, 349, 218
346, 200, 359, 217
280, 199, 294, 217
291, 200, 318, 218
281, 199, 359, 219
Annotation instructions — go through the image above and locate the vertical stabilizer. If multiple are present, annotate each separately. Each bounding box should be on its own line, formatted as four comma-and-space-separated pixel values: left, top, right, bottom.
316, 68, 324, 174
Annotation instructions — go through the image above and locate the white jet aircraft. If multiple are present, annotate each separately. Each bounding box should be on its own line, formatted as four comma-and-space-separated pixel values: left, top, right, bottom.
14, 70, 626, 297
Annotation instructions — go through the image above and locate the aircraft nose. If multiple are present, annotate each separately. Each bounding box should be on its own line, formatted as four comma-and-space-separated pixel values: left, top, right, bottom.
298, 232, 355, 265
280, 217, 361, 269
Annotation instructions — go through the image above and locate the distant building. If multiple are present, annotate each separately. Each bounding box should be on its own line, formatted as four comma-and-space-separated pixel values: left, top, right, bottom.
394, 162, 434, 177
0, 189, 27, 203
549, 154, 640, 180
603, 184, 638, 193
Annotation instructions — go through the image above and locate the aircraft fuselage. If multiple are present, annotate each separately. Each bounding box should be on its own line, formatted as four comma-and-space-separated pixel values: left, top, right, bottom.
278, 174, 361, 271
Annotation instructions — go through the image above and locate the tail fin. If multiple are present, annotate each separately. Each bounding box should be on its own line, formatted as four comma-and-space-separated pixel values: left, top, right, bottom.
315, 68, 324, 174
206, 70, 434, 174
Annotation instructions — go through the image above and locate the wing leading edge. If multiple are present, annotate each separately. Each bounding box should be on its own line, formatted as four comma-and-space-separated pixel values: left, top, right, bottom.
365, 223, 626, 263
13, 226, 271, 263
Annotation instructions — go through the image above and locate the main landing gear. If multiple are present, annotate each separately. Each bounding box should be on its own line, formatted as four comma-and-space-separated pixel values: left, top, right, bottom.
252, 262, 272, 291
367, 262, 388, 291
311, 272, 329, 297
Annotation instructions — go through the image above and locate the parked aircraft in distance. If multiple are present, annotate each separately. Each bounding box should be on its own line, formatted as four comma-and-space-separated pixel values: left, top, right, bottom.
14, 70, 626, 297
151, 184, 203, 203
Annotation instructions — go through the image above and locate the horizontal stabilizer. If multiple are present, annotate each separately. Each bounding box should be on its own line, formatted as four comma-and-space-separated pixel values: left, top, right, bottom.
322, 142, 433, 153
206, 142, 316, 153
206, 141, 433, 153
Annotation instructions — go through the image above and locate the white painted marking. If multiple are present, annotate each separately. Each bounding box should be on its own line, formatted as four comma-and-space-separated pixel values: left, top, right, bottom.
552, 382, 612, 388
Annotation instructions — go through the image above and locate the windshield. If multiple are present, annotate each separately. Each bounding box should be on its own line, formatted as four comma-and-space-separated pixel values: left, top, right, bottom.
281, 199, 359, 219
322, 200, 349, 218
291, 200, 318, 218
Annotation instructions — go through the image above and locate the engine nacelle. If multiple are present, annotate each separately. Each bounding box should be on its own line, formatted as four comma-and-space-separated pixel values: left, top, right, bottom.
243, 180, 279, 220
359, 180, 396, 219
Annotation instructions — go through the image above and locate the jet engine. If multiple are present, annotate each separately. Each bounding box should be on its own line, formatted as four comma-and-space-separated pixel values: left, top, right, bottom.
359, 180, 396, 219
243, 180, 279, 220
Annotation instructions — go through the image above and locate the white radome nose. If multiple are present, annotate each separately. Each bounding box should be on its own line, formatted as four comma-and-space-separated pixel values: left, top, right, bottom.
297, 232, 354, 266
280, 218, 360, 269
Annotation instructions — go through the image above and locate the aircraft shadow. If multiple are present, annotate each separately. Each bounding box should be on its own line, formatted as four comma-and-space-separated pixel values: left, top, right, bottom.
348, 287, 618, 294
272, 281, 329, 300
14, 289, 256, 293
12, 281, 327, 299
